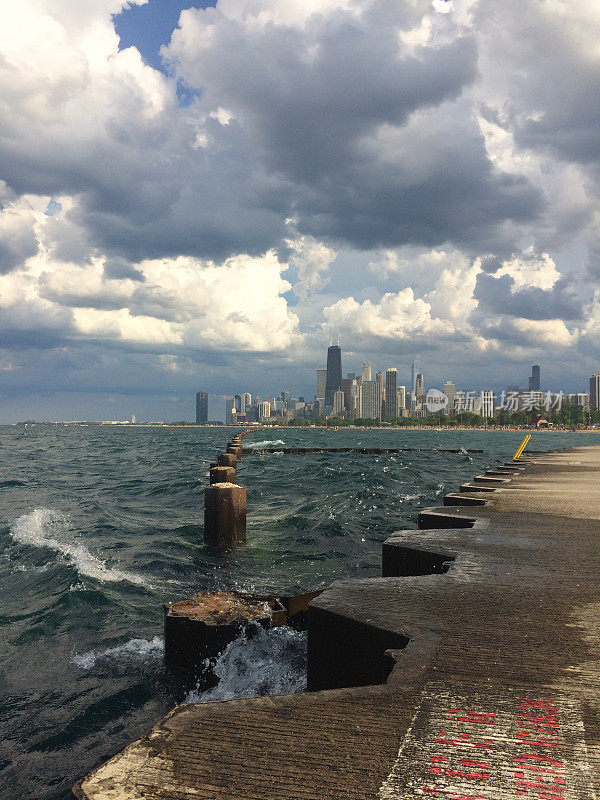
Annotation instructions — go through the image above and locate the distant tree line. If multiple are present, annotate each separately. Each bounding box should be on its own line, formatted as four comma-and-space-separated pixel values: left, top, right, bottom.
285, 400, 599, 428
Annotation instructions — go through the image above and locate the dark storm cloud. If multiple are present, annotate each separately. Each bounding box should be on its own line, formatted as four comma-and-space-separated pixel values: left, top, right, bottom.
476, 0, 600, 165
0, 231, 38, 274
165, 3, 543, 256
103, 258, 145, 282
474, 273, 583, 321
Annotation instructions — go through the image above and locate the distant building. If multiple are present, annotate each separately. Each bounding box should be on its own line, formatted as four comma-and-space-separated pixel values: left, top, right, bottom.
397, 385, 406, 412
359, 380, 382, 420
443, 381, 456, 416
528, 365, 541, 391
568, 393, 590, 410
341, 378, 353, 413
347, 372, 356, 381
591, 373, 600, 411
415, 373, 425, 402
410, 362, 417, 408
480, 390, 495, 418
195, 391, 208, 424
332, 390, 345, 415
260, 401, 271, 420
316, 369, 327, 401
225, 396, 236, 424
241, 392, 252, 414
362, 362, 372, 382
325, 344, 342, 406
385, 368, 398, 420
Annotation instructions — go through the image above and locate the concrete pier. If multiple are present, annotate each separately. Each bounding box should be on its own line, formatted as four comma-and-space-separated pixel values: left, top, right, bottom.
74, 446, 600, 800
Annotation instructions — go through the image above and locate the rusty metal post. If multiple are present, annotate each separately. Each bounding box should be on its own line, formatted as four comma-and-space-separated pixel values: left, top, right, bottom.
204, 482, 246, 546
217, 453, 237, 468
210, 465, 236, 484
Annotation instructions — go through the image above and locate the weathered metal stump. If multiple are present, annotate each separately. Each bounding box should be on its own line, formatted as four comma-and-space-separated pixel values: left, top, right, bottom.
204, 482, 246, 546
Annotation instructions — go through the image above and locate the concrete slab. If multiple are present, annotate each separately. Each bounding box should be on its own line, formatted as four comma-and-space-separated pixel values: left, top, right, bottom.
74, 446, 600, 800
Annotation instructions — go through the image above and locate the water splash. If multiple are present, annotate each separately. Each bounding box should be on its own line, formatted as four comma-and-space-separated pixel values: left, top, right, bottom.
246, 439, 285, 448
9, 508, 147, 586
72, 636, 164, 670
186, 624, 307, 703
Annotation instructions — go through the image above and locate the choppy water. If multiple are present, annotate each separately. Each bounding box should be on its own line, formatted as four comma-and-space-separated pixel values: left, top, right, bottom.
0, 424, 596, 799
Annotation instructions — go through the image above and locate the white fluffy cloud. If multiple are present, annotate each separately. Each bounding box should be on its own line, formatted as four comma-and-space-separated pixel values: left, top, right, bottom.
1, 0, 600, 417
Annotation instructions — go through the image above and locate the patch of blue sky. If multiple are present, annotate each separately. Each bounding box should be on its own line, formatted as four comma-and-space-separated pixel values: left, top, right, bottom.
113, 0, 216, 73
45, 198, 62, 217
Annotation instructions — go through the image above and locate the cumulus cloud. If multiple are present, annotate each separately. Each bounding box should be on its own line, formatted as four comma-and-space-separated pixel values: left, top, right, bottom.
0, 0, 599, 417
1, 239, 298, 353
323, 287, 458, 348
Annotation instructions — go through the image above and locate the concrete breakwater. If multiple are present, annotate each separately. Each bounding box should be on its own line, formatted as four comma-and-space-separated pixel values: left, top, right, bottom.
245, 446, 485, 454
73, 445, 600, 800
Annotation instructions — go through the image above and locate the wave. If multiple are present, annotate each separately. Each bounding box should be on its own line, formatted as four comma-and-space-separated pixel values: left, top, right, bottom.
8, 508, 147, 586
72, 636, 164, 670
245, 439, 285, 448
186, 624, 307, 703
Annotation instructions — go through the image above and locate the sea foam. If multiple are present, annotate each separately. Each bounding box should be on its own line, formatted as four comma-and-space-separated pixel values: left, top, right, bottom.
186, 624, 307, 703
9, 508, 147, 586
72, 636, 164, 670
246, 439, 285, 448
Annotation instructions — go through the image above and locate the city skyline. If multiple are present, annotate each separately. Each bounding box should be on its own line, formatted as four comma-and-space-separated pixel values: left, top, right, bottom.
196, 342, 598, 424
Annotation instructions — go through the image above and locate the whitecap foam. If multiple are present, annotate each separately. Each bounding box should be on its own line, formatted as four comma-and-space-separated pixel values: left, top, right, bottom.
186, 624, 307, 703
9, 508, 147, 586
246, 439, 285, 448
72, 636, 164, 670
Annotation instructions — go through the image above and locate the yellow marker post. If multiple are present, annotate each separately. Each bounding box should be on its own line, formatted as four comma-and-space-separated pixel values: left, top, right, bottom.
513, 434, 531, 461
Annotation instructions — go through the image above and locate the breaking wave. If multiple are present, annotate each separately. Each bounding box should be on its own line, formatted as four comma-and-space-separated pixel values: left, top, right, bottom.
72, 636, 164, 670
245, 439, 285, 448
186, 624, 307, 703
9, 508, 147, 586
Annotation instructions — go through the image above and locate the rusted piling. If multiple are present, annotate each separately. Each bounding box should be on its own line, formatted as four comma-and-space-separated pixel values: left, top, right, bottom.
226, 444, 243, 459
204, 482, 246, 546
209, 465, 236, 484
217, 452, 237, 468
164, 591, 286, 682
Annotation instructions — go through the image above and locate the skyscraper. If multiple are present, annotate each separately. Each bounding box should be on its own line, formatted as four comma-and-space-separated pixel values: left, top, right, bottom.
415, 373, 425, 401
361, 363, 372, 382
359, 380, 382, 420
195, 391, 208, 424
225, 397, 236, 424
397, 385, 406, 412
316, 369, 327, 401
480, 390, 495, 418
325, 344, 342, 406
333, 390, 345, 415
529, 365, 541, 391
443, 381, 456, 416
385, 368, 398, 420
241, 392, 252, 413
590, 372, 600, 411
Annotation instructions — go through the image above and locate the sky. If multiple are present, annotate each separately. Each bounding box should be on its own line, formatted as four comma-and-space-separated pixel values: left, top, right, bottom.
0, 0, 599, 422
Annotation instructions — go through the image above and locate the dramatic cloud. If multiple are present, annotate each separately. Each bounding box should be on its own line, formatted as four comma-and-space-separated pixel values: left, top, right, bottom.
0, 0, 600, 419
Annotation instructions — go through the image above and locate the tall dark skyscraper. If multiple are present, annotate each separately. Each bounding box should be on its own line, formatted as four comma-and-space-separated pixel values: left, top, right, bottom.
195, 391, 208, 424
325, 343, 342, 406
528, 364, 541, 391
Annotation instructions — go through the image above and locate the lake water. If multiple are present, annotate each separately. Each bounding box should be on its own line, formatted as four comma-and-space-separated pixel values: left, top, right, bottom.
0, 424, 595, 799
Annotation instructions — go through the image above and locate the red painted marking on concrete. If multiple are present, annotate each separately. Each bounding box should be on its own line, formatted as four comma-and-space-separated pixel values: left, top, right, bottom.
377, 686, 594, 800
